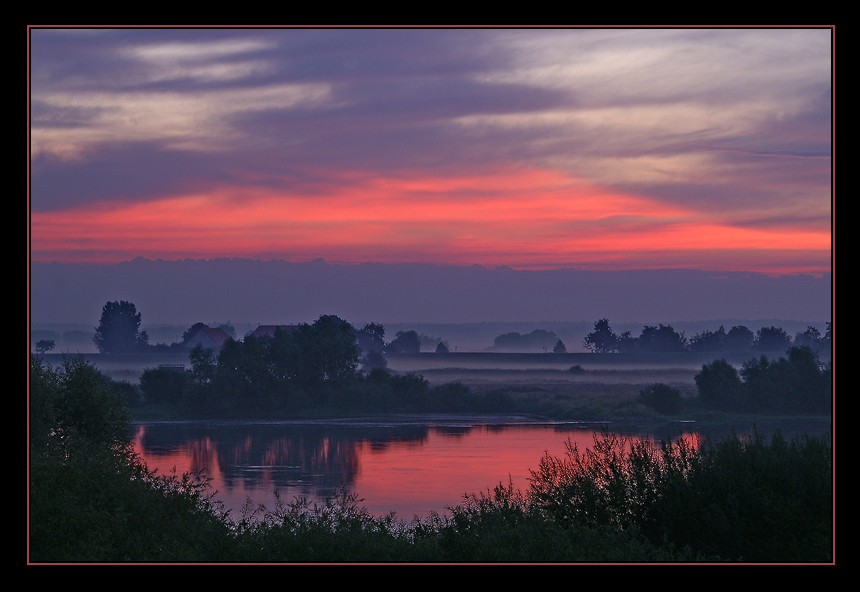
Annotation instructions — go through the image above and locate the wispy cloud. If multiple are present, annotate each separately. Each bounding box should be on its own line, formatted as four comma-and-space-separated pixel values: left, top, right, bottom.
29, 27, 832, 274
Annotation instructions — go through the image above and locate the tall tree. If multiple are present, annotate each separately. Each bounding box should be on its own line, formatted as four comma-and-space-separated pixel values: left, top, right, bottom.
355, 322, 386, 355
181, 322, 208, 344
387, 330, 422, 353
688, 326, 726, 352
794, 326, 822, 350
35, 339, 55, 354
695, 358, 743, 411
584, 319, 618, 353
93, 300, 149, 353
637, 324, 686, 353
309, 315, 361, 383
755, 326, 792, 352
724, 325, 755, 351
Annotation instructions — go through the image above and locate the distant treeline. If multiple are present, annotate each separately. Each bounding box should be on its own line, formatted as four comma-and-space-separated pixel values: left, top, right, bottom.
580, 319, 831, 354
36, 300, 833, 419
138, 315, 509, 417
486, 320, 831, 355
33, 299, 830, 359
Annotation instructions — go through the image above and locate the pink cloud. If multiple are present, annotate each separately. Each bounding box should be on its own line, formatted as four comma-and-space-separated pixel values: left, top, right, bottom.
30, 167, 831, 275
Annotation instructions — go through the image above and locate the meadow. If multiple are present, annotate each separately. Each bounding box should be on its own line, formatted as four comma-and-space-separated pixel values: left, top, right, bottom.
38, 349, 821, 423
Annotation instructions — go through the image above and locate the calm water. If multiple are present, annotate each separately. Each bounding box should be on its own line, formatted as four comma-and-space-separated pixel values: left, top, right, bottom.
131, 414, 831, 521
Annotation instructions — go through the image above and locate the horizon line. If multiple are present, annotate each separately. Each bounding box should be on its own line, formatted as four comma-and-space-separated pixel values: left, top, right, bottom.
30, 255, 832, 278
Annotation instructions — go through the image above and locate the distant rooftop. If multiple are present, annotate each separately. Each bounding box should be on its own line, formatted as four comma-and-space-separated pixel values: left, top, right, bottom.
184, 326, 231, 349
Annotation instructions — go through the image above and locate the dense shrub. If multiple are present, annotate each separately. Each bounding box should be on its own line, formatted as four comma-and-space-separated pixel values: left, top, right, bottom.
139, 366, 192, 405
30, 356, 131, 459
637, 383, 682, 415
30, 356, 235, 562
695, 358, 743, 411
695, 347, 831, 414
216, 428, 837, 561
527, 429, 832, 562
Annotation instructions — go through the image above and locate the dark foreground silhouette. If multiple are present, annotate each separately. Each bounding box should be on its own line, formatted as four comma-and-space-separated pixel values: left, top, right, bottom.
30, 356, 832, 563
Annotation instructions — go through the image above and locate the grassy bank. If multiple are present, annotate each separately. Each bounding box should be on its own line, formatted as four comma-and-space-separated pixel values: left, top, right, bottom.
31, 355, 832, 563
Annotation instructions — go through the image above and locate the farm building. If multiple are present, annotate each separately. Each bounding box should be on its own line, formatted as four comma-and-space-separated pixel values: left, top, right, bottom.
184, 326, 231, 351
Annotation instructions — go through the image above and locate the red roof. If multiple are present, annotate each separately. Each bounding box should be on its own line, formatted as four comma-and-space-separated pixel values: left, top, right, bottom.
184, 326, 230, 349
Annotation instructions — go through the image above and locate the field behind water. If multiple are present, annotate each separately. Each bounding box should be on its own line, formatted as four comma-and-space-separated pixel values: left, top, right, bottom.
39, 350, 795, 420
384, 351, 829, 419
385, 351, 760, 388
37, 350, 761, 383
35, 350, 834, 429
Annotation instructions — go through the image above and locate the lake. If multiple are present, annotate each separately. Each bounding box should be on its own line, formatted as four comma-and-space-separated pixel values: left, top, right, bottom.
131, 414, 831, 521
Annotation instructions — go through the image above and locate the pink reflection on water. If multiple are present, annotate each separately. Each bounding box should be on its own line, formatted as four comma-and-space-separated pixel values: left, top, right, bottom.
131, 423, 700, 520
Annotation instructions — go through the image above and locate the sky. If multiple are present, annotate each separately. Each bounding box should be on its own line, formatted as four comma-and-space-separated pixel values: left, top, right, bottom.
29, 26, 833, 275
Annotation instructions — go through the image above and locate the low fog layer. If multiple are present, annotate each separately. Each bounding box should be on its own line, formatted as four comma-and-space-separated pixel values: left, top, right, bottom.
31, 259, 831, 329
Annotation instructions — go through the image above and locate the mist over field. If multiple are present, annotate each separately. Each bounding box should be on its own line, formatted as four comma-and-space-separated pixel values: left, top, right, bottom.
30, 258, 831, 353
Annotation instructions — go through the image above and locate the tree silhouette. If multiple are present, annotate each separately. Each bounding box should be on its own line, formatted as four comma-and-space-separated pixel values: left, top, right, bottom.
755, 326, 792, 352
584, 319, 618, 353
637, 324, 686, 352
794, 326, 824, 351
355, 322, 386, 355
688, 326, 726, 352
35, 339, 55, 354
387, 330, 421, 353
695, 358, 743, 411
638, 383, 681, 414
361, 349, 388, 371
181, 322, 208, 344
93, 301, 149, 353
724, 325, 755, 351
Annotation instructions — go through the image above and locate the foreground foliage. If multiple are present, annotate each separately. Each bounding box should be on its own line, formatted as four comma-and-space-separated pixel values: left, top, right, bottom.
529, 429, 832, 562
30, 356, 832, 563
30, 357, 234, 562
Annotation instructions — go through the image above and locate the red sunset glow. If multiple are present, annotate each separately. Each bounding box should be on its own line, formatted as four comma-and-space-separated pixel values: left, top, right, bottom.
30, 167, 830, 275
29, 28, 832, 278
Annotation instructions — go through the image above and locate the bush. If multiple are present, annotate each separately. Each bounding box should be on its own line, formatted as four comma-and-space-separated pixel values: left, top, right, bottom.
390, 371, 430, 405
139, 366, 192, 405
696, 347, 831, 414
637, 383, 682, 415
29, 356, 234, 562
526, 428, 832, 562
695, 358, 743, 411
30, 356, 131, 459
